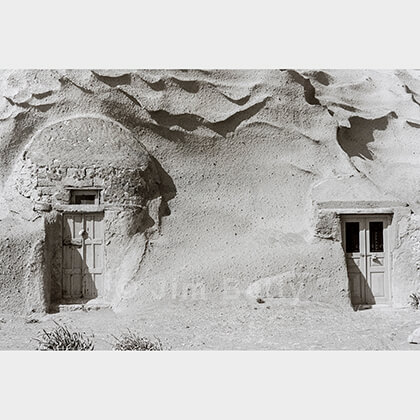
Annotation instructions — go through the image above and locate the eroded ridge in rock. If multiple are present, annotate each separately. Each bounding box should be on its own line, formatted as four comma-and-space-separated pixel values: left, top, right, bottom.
0, 69, 419, 314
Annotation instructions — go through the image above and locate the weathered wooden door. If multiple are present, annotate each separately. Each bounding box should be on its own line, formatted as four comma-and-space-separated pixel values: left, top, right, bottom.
62, 213, 105, 300
342, 215, 391, 305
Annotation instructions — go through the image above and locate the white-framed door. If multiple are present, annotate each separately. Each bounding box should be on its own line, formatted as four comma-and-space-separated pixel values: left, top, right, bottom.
62, 212, 105, 300
342, 215, 391, 305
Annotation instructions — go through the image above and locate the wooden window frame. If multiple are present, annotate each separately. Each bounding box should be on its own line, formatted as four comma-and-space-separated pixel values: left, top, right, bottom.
69, 189, 101, 205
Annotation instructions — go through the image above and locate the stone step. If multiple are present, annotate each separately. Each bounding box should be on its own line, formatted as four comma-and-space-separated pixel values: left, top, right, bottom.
50, 301, 110, 313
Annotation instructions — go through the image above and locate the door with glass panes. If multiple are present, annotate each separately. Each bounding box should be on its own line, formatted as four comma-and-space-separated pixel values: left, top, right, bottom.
342, 215, 391, 305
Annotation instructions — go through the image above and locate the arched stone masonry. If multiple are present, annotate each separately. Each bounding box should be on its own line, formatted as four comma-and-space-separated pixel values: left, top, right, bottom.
4, 116, 168, 310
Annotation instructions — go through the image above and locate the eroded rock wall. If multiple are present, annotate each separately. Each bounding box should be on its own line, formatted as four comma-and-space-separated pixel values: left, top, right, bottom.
0, 69, 419, 313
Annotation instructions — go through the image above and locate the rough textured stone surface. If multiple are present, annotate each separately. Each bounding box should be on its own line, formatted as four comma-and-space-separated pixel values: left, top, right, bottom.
0, 69, 420, 313
408, 327, 420, 344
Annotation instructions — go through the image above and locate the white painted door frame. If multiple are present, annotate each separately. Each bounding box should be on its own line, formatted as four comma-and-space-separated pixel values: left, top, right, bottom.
342, 214, 392, 305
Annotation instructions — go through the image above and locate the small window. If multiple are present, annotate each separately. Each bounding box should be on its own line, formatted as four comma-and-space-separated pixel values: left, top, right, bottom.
345, 222, 360, 253
69, 189, 100, 205
369, 221, 384, 252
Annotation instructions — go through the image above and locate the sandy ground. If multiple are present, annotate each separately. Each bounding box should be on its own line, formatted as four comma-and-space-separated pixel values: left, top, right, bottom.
0, 298, 419, 350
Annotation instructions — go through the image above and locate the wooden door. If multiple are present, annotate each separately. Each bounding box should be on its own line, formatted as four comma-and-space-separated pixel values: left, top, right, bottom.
343, 217, 367, 305
342, 215, 391, 306
62, 213, 84, 299
83, 213, 105, 299
365, 217, 390, 304
62, 213, 105, 300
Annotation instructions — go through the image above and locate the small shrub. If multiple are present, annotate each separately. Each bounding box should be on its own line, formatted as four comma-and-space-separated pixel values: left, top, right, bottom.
26, 318, 40, 324
112, 330, 164, 351
35, 321, 94, 351
409, 293, 420, 310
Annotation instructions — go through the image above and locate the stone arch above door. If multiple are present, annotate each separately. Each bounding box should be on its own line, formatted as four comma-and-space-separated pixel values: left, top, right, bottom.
3, 115, 176, 309
7, 115, 161, 212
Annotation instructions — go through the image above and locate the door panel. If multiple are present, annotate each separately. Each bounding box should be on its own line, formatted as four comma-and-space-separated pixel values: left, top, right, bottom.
370, 256, 384, 267
62, 214, 84, 299
343, 215, 391, 305
345, 222, 361, 253
348, 271, 363, 305
83, 213, 105, 299
366, 218, 389, 304
369, 221, 384, 252
371, 272, 385, 297
62, 213, 105, 300
344, 219, 367, 305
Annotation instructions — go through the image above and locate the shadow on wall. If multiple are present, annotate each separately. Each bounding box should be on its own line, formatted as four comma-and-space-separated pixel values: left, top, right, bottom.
62, 240, 98, 303
337, 113, 395, 161
151, 156, 177, 219
43, 155, 178, 308
344, 252, 376, 311
146, 97, 269, 139
50, 219, 100, 306
353, 272, 376, 308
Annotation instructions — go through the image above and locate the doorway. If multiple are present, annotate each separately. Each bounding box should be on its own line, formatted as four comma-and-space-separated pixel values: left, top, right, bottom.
341, 215, 391, 306
62, 212, 105, 301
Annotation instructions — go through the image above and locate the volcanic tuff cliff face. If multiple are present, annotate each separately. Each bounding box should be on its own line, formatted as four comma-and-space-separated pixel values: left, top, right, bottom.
0, 69, 420, 313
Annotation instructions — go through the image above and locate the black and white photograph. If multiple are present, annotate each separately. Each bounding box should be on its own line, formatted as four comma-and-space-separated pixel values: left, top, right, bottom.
1, 68, 420, 351
0, 1, 418, 419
